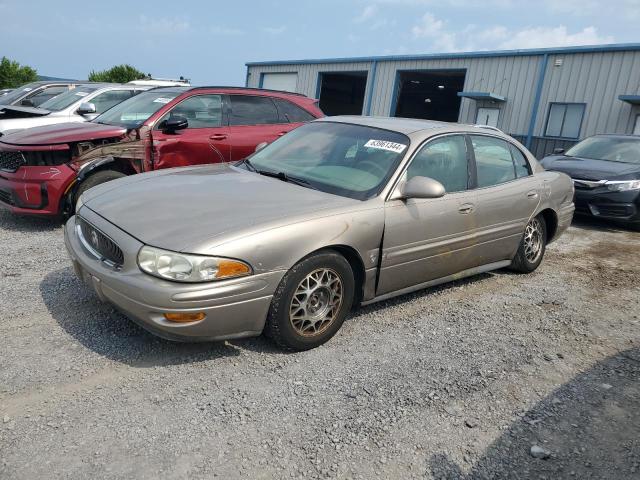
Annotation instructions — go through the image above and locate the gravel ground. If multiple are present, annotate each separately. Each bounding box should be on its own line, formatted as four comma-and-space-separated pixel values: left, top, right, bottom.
0, 209, 638, 480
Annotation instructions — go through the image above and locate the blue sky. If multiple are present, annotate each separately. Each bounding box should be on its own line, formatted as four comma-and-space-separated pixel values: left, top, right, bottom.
1, 0, 638, 85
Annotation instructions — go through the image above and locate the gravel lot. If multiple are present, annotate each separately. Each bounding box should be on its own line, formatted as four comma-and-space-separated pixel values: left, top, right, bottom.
1, 209, 638, 479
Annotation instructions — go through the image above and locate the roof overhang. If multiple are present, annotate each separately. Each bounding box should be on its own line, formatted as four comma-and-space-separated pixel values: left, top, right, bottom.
619, 95, 640, 105
457, 91, 506, 102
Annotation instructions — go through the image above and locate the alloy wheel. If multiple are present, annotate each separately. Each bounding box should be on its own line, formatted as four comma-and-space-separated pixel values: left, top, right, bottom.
524, 217, 544, 263
289, 268, 343, 337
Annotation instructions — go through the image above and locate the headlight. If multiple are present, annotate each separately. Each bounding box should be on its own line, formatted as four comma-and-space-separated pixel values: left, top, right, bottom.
75, 194, 85, 212
605, 180, 640, 192
137, 246, 252, 283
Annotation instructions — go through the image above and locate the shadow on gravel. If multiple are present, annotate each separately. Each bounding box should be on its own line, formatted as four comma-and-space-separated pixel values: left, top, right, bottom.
0, 210, 61, 232
41, 268, 242, 367
429, 348, 640, 479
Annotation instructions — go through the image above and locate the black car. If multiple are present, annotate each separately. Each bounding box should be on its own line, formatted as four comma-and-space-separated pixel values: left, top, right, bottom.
540, 135, 640, 230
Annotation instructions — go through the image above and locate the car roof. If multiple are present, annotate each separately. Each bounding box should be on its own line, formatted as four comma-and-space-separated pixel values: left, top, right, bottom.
316, 115, 512, 138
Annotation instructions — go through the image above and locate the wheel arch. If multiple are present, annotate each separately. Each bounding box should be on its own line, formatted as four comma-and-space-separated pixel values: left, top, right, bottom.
537, 208, 559, 243
295, 244, 366, 307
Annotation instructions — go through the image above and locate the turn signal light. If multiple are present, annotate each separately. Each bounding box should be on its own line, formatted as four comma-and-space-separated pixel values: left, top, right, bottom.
217, 260, 252, 279
163, 312, 206, 323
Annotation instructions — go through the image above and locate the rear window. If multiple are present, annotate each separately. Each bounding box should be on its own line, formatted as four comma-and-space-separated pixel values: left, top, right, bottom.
229, 95, 279, 126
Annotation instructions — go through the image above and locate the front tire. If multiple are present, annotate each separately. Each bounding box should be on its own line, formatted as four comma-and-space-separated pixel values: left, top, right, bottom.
510, 214, 547, 273
264, 251, 355, 351
71, 170, 127, 215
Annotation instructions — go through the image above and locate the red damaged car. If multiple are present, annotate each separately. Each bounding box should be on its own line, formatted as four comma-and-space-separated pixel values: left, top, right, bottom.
0, 86, 323, 216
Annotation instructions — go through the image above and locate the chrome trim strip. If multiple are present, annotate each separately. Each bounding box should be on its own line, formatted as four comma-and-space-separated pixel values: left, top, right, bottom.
75, 220, 120, 270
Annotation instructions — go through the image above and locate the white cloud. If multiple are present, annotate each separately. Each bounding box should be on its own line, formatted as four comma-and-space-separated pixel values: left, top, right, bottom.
355, 4, 379, 23
139, 15, 189, 34
410, 12, 614, 52
210, 25, 244, 36
496, 26, 614, 50
262, 26, 286, 35
411, 13, 457, 51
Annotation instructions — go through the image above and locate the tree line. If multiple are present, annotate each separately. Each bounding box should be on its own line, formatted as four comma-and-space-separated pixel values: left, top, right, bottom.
0, 56, 149, 89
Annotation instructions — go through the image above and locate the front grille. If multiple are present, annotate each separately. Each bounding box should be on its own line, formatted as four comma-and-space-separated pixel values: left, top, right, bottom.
0, 151, 26, 172
596, 205, 631, 217
77, 217, 124, 267
23, 150, 70, 167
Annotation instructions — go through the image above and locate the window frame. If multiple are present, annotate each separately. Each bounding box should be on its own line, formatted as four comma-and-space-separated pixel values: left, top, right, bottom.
468, 133, 535, 190
152, 93, 226, 131
634, 114, 640, 136
544, 102, 586, 140
226, 93, 286, 127
387, 133, 474, 199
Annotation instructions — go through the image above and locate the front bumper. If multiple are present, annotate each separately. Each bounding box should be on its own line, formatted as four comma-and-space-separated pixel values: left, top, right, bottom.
64, 208, 284, 342
574, 187, 640, 224
0, 164, 75, 215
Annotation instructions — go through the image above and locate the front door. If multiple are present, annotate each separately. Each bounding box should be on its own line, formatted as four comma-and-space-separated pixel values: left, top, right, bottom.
378, 134, 478, 295
468, 135, 540, 265
152, 94, 230, 169
226, 94, 298, 161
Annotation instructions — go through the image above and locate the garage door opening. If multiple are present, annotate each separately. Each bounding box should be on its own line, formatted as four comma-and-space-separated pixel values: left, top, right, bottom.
393, 70, 466, 122
318, 72, 368, 116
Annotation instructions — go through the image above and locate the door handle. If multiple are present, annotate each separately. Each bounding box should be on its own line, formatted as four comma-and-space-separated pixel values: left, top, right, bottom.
458, 203, 475, 214
527, 190, 539, 199
209, 134, 228, 140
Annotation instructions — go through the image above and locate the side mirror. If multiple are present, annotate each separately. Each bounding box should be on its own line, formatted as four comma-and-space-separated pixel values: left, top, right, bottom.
21, 99, 34, 107
77, 102, 97, 115
400, 176, 446, 199
163, 116, 188, 133
255, 142, 268, 153
553, 147, 565, 155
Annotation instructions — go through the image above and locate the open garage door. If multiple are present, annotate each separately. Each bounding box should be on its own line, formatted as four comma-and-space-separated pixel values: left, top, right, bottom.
393, 70, 466, 122
261, 73, 298, 92
318, 72, 368, 116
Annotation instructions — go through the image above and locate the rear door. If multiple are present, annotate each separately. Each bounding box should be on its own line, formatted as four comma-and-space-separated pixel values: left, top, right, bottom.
226, 94, 297, 161
151, 94, 230, 169
468, 135, 540, 264
378, 134, 479, 295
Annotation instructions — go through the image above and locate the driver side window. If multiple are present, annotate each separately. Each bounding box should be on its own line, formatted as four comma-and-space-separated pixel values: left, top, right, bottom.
156, 94, 223, 129
407, 135, 469, 192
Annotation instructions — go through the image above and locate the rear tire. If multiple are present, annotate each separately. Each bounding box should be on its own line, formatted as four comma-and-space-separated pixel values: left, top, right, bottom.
264, 251, 355, 351
73, 170, 127, 213
510, 214, 547, 273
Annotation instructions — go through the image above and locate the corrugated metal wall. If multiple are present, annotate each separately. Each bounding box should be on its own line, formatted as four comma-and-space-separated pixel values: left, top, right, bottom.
247, 49, 640, 145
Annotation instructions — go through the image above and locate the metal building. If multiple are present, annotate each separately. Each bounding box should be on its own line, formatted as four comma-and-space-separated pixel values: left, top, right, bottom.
245, 43, 640, 158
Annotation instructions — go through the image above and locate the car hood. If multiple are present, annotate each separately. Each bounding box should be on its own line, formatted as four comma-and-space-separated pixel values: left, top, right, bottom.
541, 155, 640, 181
0, 122, 127, 146
0, 105, 51, 118
82, 164, 361, 253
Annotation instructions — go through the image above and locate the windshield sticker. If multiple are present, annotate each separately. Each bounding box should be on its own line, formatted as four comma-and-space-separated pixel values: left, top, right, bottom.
153, 97, 172, 104
121, 113, 148, 121
75, 91, 89, 97
23, 87, 33, 92
364, 139, 407, 154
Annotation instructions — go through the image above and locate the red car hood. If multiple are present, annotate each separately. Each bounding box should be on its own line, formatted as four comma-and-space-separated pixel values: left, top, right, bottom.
0, 122, 127, 146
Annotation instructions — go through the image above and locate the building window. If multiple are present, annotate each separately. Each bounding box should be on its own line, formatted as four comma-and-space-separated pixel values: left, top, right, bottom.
634, 115, 640, 135
545, 103, 585, 139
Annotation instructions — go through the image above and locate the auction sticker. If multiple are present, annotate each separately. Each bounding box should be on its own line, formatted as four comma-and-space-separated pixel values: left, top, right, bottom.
153, 97, 172, 104
75, 91, 89, 97
364, 139, 407, 154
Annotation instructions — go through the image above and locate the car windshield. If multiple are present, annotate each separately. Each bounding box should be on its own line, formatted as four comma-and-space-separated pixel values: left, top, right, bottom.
243, 122, 410, 200
93, 91, 181, 128
39, 86, 99, 111
566, 136, 640, 164
0, 82, 42, 105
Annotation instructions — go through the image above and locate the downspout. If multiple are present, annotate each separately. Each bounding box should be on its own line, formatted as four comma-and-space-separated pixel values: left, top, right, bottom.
526, 53, 549, 149
245, 66, 250, 87
365, 60, 378, 116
